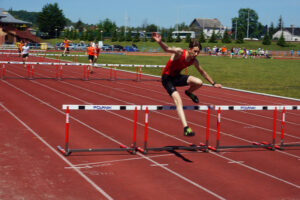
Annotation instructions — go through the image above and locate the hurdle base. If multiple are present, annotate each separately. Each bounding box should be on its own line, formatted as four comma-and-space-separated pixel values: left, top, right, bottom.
211, 142, 277, 152
120, 144, 136, 155
276, 143, 300, 150
57, 145, 72, 156
137, 145, 207, 154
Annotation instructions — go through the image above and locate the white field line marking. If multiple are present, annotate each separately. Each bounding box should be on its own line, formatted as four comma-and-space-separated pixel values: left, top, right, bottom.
0, 104, 113, 200
71, 153, 193, 168
150, 164, 169, 167
2, 81, 225, 200
5, 65, 300, 189
228, 161, 245, 164
5, 68, 300, 158
5, 80, 300, 191
212, 152, 300, 189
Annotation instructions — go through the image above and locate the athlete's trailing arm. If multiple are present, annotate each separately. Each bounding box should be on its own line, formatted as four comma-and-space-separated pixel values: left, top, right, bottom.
152, 32, 183, 56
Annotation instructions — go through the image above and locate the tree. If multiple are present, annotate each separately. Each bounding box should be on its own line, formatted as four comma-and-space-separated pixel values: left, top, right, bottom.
75, 19, 84, 32
145, 24, 158, 32
236, 31, 244, 43
277, 15, 284, 31
262, 34, 271, 45
175, 33, 181, 42
185, 33, 191, 43
277, 32, 287, 47
269, 22, 276, 38
86, 29, 95, 41
209, 30, 217, 43
133, 29, 140, 42
111, 30, 118, 42
222, 29, 231, 43
118, 28, 125, 42
37, 3, 66, 38
126, 29, 132, 41
231, 8, 260, 39
198, 30, 206, 43
167, 31, 174, 42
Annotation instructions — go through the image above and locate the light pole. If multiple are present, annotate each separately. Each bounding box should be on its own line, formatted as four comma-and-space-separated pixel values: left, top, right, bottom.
55, 28, 58, 38
101, 30, 103, 41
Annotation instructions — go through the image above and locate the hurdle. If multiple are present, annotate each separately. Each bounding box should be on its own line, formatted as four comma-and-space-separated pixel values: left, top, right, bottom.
57, 104, 140, 156
136, 105, 213, 154
212, 105, 300, 152
277, 106, 300, 149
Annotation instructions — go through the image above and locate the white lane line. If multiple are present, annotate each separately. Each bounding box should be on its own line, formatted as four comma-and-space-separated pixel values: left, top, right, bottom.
4, 69, 300, 192
0, 103, 113, 200
228, 161, 245, 164
2, 80, 226, 200
213, 152, 300, 189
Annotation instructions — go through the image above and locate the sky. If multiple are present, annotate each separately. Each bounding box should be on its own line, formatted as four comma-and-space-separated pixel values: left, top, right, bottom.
1, 0, 300, 28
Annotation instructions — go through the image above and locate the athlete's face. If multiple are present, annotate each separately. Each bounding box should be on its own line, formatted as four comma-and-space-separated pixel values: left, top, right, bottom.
189, 47, 200, 58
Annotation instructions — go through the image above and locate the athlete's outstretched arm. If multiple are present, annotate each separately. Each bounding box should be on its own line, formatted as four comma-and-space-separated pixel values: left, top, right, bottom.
152, 32, 182, 55
194, 59, 222, 88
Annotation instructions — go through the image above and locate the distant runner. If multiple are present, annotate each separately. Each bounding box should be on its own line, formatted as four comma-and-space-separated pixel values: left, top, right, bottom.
87, 42, 96, 74
63, 37, 71, 55
22, 42, 30, 67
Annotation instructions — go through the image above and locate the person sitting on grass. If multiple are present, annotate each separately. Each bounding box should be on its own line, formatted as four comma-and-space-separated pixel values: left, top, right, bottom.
152, 32, 222, 136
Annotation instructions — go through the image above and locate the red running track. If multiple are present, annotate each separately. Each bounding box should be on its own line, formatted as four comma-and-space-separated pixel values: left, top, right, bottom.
0, 55, 300, 199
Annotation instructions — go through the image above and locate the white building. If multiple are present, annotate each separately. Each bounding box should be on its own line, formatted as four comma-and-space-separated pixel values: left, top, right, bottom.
189, 18, 226, 38
272, 27, 300, 41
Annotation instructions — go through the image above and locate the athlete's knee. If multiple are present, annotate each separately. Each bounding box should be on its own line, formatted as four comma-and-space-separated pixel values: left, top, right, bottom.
171, 92, 183, 105
188, 76, 203, 86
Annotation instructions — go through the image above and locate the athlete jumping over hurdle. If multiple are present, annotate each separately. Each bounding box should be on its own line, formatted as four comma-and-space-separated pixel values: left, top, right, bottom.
152, 32, 222, 136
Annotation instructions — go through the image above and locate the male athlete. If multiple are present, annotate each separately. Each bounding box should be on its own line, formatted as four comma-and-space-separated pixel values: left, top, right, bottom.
87, 42, 96, 73
21, 42, 30, 67
152, 32, 222, 136
18, 41, 23, 57
63, 37, 71, 55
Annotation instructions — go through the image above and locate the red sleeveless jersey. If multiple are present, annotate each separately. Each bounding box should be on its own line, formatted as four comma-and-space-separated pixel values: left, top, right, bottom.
163, 49, 195, 77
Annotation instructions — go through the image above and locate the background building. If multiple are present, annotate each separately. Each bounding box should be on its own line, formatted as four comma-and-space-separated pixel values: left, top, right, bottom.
272, 27, 300, 41
0, 8, 39, 45
189, 18, 226, 38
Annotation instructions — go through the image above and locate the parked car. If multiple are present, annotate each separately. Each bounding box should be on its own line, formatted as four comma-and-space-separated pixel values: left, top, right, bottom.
124, 45, 139, 52
28, 43, 41, 49
112, 44, 124, 51
55, 42, 64, 50
101, 44, 113, 51
74, 43, 87, 51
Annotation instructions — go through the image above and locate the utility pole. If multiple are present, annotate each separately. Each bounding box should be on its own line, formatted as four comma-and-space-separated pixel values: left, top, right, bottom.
291, 24, 294, 41
247, 9, 250, 38
235, 19, 237, 40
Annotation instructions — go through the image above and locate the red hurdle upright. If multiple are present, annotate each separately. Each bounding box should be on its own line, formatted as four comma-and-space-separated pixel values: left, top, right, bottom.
213, 105, 300, 152
137, 105, 211, 154
57, 105, 140, 156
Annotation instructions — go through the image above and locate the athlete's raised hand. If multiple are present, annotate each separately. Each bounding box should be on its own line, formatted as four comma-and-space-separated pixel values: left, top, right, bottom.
152, 32, 162, 43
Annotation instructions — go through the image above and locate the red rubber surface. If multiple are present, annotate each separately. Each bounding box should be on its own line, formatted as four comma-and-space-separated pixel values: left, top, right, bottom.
1, 54, 300, 199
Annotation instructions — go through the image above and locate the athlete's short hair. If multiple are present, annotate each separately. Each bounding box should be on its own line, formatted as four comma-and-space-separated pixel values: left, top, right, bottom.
189, 39, 202, 50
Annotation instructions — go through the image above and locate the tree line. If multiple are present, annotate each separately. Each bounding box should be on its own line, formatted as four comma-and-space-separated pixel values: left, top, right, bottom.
9, 3, 289, 46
